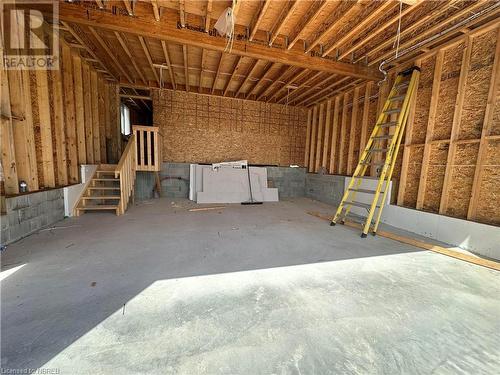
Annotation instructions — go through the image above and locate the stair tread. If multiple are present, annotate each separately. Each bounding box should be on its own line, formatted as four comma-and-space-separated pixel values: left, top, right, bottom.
80, 205, 118, 210
93, 178, 119, 181
83, 196, 120, 199
88, 187, 120, 190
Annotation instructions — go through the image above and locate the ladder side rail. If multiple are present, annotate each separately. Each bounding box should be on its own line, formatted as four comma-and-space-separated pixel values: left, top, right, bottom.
360, 74, 416, 236
373, 70, 420, 235
331, 75, 404, 225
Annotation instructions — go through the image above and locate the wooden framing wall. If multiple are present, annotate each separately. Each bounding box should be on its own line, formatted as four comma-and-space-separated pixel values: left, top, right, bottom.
304, 23, 500, 227
1, 41, 120, 196
153, 89, 307, 166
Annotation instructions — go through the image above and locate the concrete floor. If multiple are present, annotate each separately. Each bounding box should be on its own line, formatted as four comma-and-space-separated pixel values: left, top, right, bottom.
1, 198, 499, 374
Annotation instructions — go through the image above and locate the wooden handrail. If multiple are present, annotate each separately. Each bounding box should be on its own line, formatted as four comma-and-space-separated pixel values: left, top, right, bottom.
115, 134, 136, 215
133, 125, 162, 172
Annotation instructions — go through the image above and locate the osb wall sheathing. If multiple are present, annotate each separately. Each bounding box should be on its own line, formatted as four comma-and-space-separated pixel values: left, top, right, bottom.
304, 24, 500, 226
153, 89, 308, 166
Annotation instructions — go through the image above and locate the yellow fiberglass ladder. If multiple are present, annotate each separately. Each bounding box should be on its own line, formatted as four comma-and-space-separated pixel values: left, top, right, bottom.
331, 67, 420, 237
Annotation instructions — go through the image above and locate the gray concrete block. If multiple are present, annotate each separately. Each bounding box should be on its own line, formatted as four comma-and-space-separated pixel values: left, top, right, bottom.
18, 207, 32, 222
7, 195, 29, 212
1, 228, 9, 244
1, 216, 8, 231
30, 217, 42, 232
8, 213, 20, 226
9, 221, 31, 242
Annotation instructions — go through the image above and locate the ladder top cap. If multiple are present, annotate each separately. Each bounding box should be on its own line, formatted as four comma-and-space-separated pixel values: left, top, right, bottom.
400, 66, 421, 76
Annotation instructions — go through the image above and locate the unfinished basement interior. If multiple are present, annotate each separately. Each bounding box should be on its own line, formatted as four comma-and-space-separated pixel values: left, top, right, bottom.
1, 0, 500, 373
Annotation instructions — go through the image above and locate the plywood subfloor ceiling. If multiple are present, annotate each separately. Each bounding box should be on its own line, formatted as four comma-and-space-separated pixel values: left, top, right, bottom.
41, 0, 500, 107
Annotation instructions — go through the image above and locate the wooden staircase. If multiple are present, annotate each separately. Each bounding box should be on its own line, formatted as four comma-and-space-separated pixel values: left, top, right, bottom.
74, 125, 162, 216
75, 165, 122, 215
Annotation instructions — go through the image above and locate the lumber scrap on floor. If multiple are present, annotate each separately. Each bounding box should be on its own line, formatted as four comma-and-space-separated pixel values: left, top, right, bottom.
307, 211, 500, 272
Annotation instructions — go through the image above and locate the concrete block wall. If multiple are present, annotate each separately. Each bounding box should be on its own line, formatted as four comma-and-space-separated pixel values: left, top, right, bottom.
135, 163, 190, 201
1, 189, 65, 245
136, 164, 307, 201
267, 167, 306, 198
305, 173, 345, 206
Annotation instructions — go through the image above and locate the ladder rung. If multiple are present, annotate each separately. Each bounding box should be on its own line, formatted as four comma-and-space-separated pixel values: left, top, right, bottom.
361, 161, 387, 166
389, 95, 406, 101
346, 201, 380, 210
348, 188, 380, 194
372, 135, 393, 140
384, 108, 401, 114
395, 82, 409, 90
369, 148, 389, 153
378, 121, 398, 128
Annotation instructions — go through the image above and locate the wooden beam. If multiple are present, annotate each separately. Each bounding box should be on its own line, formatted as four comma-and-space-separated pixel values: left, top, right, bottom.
91, 71, 101, 163
0, 65, 19, 194
82, 63, 94, 163
123, 0, 133, 16
338, 1, 425, 60
95, 0, 104, 9
347, 87, 360, 175
249, 0, 272, 41
139, 36, 161, 86
205, 0, 213, 32
46, 3, 383, 81
199, 48, 206, 92
161, 40, 176, 89
235, 59, 260, 97
359, 82, 372, 154
119, 94, 152, 100
35, 68, 56, 187
304, 109, 312, 167
368, 1, 488, 66
7, 61, 38, 191
72, 53, 87, 164
309, 106, 318, 172
151, 0, 160, 21
322, 1, 395, 57
315, 103, 325, 172
322, 100, 332, 170
183, 44, 190, 92
62, 21, 117, 80
211, 52, 224, 94
439, 39, 472, 214
179, 0, 186, 27
52, 65, 69, 185
269, 0, 299, 46
61, 43, 79, 183
307, 0, 362, 54
338, 92, 349, 174
223, 56, 242, 96
98, 77, 107, 162
115, 32, 147, 84
277, 71, 323, 104
290, 74, 339, 105
416, 51, 444, 210
298, 76, 353, 107
467, 27, 500, 220
288, 0, 329, 50
329, 96, 341, 174
245, 62, 274, 99
257, 66, 294, 101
